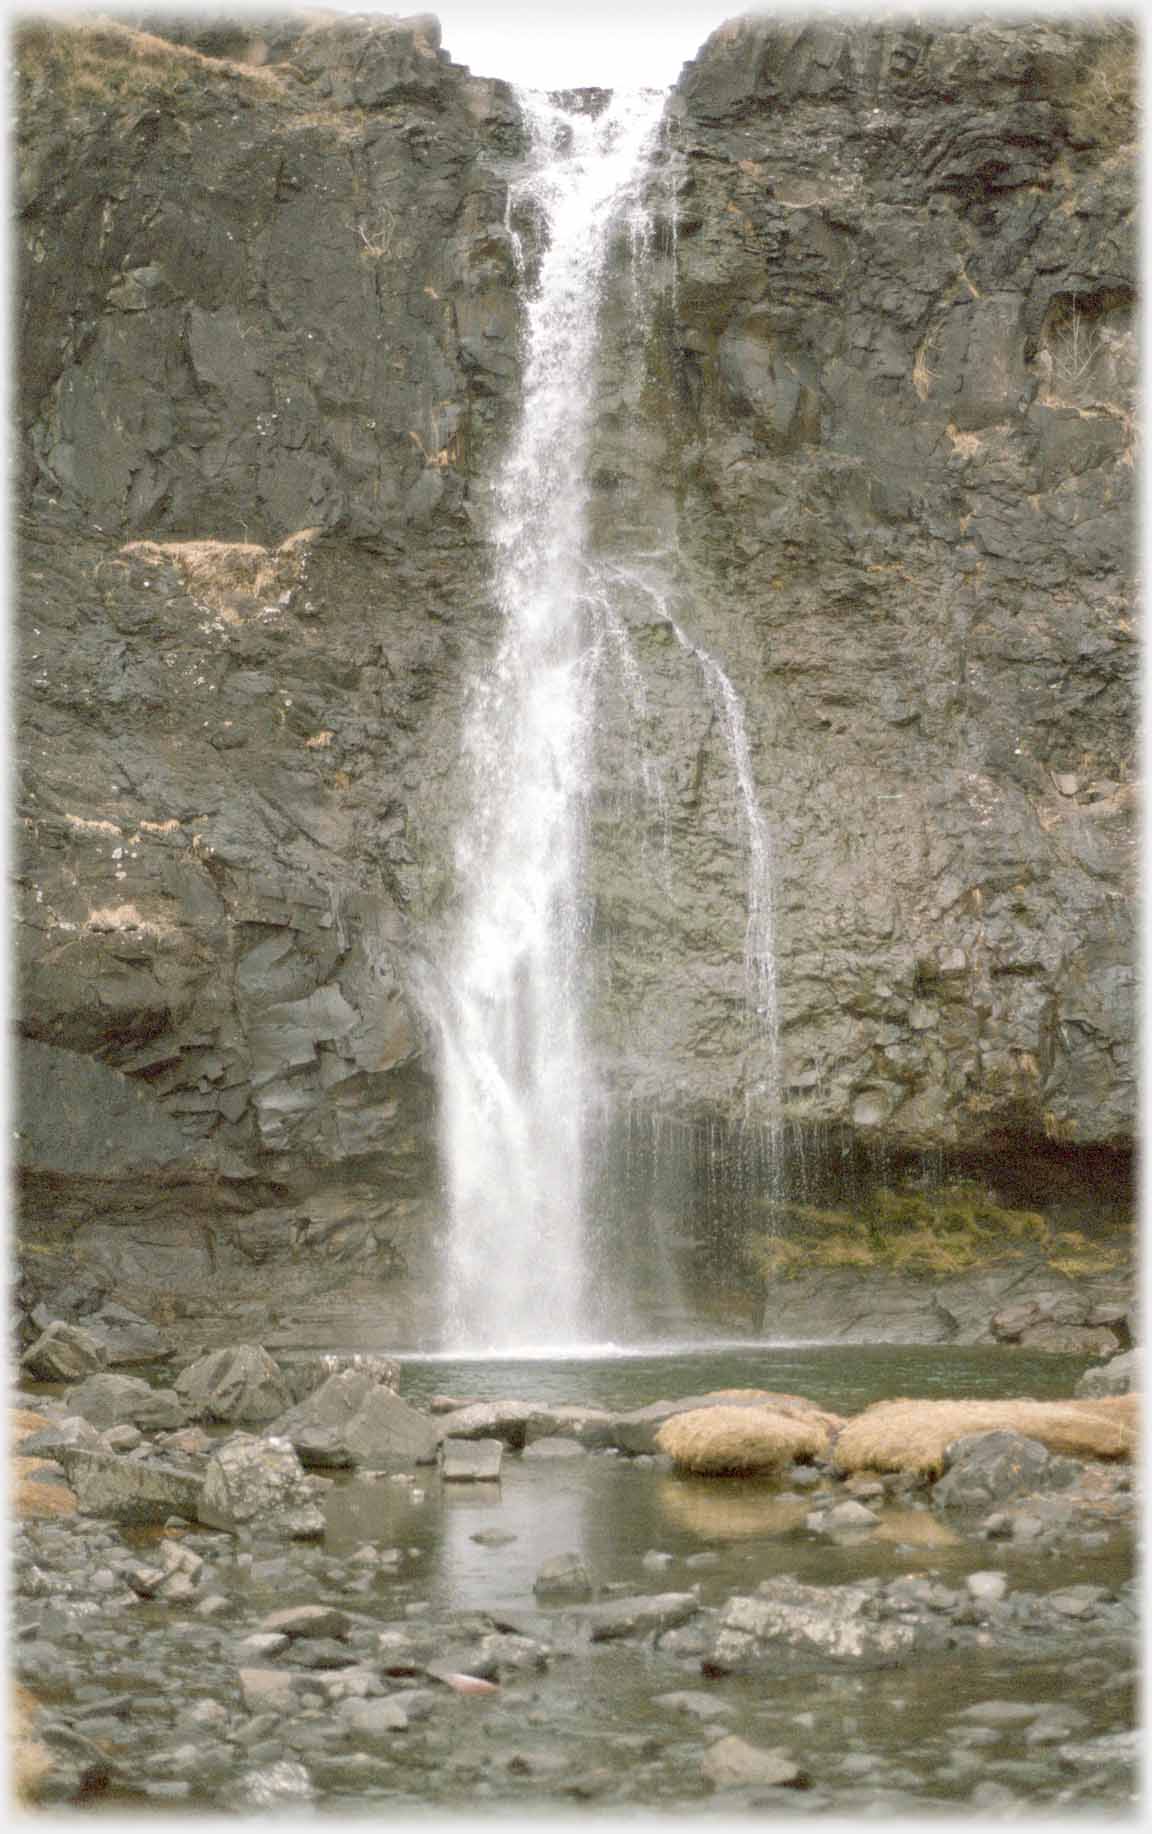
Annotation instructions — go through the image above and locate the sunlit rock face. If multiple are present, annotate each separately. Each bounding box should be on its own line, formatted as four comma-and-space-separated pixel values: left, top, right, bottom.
12, 13, 1136, 1313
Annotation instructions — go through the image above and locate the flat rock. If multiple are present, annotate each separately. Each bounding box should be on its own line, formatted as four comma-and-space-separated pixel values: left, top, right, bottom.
64, 1373, 186, 1431
53, 1446, 204, 1524
569, 1593, 700, 1641
710, 1577, 942, 1670
432, 1400, 534, 1449
336, 1697, 410, 1736
262, 1605, 351, 1640
440, 1436, 502, 1481
521, 1436, 586, 1460
702, 1735, 807, 1789
533, 1553, 593, 1597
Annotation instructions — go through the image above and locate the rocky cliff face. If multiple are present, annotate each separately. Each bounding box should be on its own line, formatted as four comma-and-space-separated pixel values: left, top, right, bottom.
12, 12, 1137, 1322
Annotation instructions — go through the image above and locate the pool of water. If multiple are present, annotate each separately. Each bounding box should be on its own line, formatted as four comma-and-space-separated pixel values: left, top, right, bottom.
388, 1341, 1097, 1415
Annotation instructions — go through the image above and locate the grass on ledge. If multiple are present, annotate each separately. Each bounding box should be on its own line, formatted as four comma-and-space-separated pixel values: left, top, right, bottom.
747, 1182, 1129, 1281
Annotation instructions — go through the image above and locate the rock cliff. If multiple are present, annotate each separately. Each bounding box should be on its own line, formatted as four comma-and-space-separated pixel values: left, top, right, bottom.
12, 12, 1136, 1321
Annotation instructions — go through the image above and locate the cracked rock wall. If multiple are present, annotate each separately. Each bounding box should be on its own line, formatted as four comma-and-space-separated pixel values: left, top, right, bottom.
12, 12, 1137, 1309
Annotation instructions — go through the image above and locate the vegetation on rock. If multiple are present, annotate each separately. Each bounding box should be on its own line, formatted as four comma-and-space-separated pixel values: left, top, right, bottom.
747, 1182, 1128, 1281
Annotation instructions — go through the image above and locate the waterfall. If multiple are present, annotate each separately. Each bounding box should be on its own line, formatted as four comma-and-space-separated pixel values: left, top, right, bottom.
428, 88, 667, 1352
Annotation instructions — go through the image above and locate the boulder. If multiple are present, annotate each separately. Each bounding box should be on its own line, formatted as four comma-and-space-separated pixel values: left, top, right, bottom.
277, 1351, 400, 1405
932, 1431, 1084, 1514
200, 1434, 326, 1536
21, 1322, 106, 1383
1075, 1349, 1141, 1397
175, 1346, 292, 1423
75, 1303, 172, 1366
657, 1404, 834, 1475
53, 1446, 204, 1524
268, 1371, 439, 1466
335, 1387, 440, 1467
63, 1373, 186, 1431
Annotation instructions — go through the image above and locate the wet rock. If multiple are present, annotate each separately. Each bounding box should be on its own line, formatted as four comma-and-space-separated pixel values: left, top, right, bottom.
521, 1436, 586, 1459
654, 1689, 736, 1722
1076, 1349, 1141, 1397
433, 1400, 534, 1449
64, 1373, 186, 1431
336, 1696, 411, 1737
289, 1428, 356, 1470
261, 1605, 351, 1640
237, 1632, 290, 1659
53, 1446, 204, 1524
238, 1669, 306, 1713
702, 1735, 807, 1790
21, 1323, 107, 1383
709, 1577, 941, 1671
965, 1571, 1010, 1606
533, 1553, 594, 1598
124, 1537, 204, 1602
441, 1436, 503, 1481
933, 1431, 1083, 1513
175, 1346, 292, 1424
806, 1499, 879, 1534
523, 1405, 615, 1445
570, 1593, 700, 1642
200, 1434, 325, 1536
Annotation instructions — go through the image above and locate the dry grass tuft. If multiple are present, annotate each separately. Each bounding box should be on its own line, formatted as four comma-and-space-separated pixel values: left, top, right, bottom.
15, 18, 284, 110
120, 530, 320, 616
13, 1456, 79, 1519
657, 1405, 835, 1475
12, 1409, 51, 1441
833, 1394, 1138, 1478
10, 1682, 53, 1805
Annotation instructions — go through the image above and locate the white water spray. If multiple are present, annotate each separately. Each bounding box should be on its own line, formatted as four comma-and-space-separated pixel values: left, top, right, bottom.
428, 90, 667, 1351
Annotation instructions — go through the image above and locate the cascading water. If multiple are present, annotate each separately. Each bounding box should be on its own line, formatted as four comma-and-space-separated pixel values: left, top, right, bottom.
427, 89, 667, 1352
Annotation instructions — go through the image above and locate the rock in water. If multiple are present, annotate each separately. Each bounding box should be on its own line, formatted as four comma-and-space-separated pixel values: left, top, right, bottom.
200, 1434, 325, 1536
702, 1736, 807, 1790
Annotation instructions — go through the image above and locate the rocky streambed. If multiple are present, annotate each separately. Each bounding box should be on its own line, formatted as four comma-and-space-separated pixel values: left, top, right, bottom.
12, 1331, 1140, 1818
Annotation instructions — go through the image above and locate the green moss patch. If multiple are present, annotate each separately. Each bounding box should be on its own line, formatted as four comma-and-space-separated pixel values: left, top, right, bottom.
747, 1182, 1128, 1281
